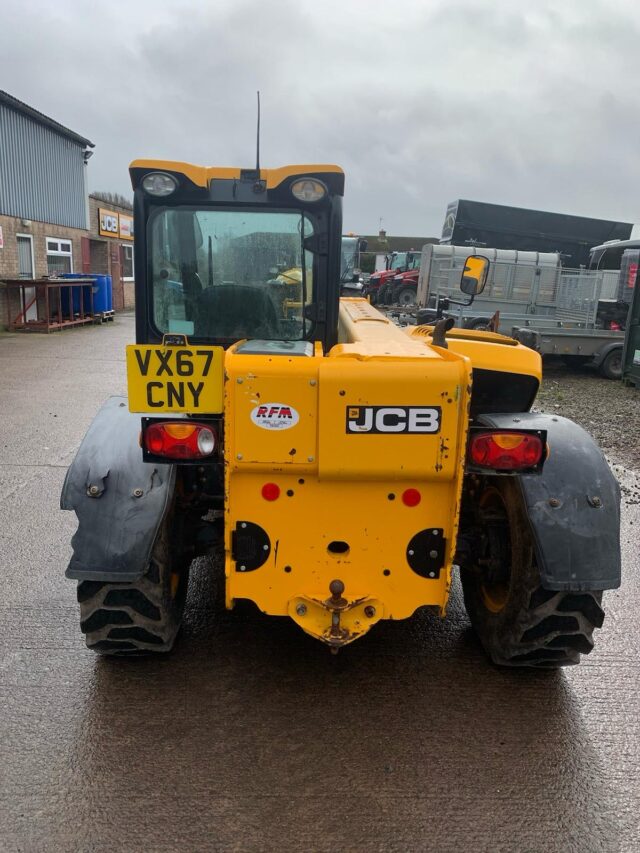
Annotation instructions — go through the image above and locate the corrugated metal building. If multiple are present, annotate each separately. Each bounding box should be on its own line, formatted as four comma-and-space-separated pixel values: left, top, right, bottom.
0, 91, 92, 229
0, 90, 94, 325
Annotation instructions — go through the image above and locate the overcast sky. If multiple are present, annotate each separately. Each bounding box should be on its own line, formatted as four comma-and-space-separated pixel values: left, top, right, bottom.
1, 0, 639, 236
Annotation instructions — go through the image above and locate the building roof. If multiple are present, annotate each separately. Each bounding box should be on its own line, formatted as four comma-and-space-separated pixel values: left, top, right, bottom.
0, 89, 94, 148
89, 192, 133, 212
362, 235, 439, 253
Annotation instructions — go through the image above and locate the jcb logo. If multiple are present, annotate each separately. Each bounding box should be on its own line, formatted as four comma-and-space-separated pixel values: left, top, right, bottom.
100, 213, 118, 234
346, 406, 441, 434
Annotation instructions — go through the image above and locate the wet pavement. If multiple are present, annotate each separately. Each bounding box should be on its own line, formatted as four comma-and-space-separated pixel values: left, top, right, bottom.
1, 315, 639, 853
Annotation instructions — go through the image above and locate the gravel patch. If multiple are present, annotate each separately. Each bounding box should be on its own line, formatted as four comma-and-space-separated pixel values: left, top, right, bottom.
534, 358, 640, 470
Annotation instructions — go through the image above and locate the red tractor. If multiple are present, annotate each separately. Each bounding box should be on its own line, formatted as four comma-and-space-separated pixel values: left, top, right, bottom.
387, 256, 422, 307
364, 251, 418, 304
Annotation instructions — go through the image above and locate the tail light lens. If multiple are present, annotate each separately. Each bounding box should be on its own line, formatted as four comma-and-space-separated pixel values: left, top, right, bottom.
144, 421, 216, 460
468, 431, 544, 471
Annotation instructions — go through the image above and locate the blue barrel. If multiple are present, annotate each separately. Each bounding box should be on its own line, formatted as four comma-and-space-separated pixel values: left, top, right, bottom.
60, 274, 94, 315
92, 275, 112, 312
61, 273, 112, 314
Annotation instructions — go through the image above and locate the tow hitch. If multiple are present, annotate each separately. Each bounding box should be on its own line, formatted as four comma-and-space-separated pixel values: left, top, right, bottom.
287, 579, 382, 652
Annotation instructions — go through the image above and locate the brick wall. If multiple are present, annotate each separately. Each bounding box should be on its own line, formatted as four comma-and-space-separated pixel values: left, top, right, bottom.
123, 282, 135, 309
0, 214, 86, 278
0, 213, 87, 328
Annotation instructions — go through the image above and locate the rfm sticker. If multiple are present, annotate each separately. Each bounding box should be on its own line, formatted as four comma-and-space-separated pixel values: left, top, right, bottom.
346, 406, 441, 434
251, 403, 300, 430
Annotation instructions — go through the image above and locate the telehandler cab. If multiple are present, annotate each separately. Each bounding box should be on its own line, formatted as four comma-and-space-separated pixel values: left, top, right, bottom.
62, 161, 621, 666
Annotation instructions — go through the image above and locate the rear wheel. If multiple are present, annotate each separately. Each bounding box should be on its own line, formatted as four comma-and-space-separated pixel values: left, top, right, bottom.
464, 316, 490, 330
460, 478, 605, 668
598, 348, 623, 380
77, 514, 189, 655
397, 286, 416, 307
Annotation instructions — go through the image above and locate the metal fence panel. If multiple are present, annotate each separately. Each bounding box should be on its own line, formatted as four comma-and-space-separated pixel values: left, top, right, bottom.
425, 255, 610, 327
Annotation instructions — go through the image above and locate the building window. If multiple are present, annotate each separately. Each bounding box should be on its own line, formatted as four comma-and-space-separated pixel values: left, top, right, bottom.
122, 244, 134, 280
46, 238, 73, 275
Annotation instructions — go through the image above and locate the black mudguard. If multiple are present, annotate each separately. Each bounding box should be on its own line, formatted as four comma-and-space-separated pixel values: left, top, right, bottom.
478, 412, 621, 591
60, 396, 176, 582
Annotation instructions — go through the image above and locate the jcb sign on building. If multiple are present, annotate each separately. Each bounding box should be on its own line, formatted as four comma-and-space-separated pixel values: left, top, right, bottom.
99, 209, 119, 237
98, 208, 134, 241
119, 214, 133, 240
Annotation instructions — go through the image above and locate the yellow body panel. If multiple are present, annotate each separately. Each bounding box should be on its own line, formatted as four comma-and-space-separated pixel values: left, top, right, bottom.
224, 300, 474, 645
407, 325, 543, 381
129, 159, 344, 191
229, 355, 320, 473
126, 344, 224, 413
316, 358, 462, 481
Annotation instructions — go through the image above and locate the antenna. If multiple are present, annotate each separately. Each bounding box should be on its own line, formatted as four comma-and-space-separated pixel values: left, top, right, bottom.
256, 90, 261, 176
251, 91, 266, 192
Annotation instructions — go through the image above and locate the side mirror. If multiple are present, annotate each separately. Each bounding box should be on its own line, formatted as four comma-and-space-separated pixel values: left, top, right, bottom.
459, 255, 489, 297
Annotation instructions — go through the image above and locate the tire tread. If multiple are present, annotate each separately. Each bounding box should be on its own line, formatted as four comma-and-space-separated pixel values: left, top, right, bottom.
77, 518, 187, 656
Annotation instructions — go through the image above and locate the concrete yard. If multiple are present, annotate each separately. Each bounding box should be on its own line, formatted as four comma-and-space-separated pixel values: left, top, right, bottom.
1, 316, 639, 852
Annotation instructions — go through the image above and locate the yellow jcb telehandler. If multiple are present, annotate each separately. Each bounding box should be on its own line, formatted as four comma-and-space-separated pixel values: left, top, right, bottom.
61, 162, 620, 666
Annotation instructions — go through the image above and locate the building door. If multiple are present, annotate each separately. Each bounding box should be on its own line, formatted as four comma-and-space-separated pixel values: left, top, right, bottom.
16, 234, 37, 321
89, 239, 109, 273
110, 243, 124, 310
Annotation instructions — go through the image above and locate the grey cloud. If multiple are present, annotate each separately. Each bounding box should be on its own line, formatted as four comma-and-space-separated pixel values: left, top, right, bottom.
1, 0, 639, 236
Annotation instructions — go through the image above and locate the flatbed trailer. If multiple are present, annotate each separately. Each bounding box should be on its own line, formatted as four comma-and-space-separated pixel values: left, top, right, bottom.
415, 244, 626, 378
510, 323, 624, 378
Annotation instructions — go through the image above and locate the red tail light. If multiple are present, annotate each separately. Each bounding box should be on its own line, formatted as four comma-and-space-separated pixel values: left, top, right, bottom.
468, 431, 544, 471
144, 422, 216, 460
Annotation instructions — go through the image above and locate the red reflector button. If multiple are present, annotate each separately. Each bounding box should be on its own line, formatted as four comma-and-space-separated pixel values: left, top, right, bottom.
402, 488, 421, 507
261, 483, 280, 501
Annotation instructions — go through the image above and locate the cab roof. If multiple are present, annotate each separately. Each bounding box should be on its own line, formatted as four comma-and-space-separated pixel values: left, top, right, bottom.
129, 160, 344, 195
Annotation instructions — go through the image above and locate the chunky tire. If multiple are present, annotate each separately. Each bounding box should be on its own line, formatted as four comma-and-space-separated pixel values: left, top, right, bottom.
464, 316, 490, 331
377, 284, 389, 305
77, 515, 189, 655
460, 478, 605, 668
396, 287, 416, 307
598, 348, 623, 380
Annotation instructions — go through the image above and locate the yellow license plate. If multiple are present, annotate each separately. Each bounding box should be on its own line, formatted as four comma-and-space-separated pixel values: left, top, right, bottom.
126, 345, 224, 413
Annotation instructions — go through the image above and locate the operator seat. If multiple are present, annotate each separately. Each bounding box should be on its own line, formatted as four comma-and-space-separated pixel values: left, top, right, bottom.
195, 285, 280, 341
